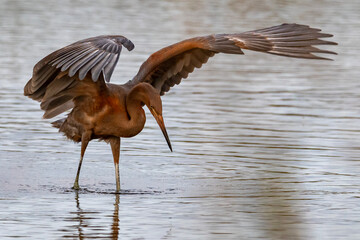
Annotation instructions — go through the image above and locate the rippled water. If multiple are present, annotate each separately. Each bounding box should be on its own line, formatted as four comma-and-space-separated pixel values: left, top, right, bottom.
1, 0, 360, 239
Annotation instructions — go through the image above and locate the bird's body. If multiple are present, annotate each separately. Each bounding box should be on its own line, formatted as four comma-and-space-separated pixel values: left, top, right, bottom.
52, 81, 148, 141
24, 24, 337, 192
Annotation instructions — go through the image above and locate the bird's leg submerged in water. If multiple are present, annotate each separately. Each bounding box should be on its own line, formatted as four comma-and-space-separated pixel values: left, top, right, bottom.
73, 131, 92, 190
110, 137, 121, 193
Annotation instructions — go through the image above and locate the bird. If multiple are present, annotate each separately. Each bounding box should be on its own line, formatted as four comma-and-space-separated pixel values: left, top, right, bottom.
24, 23, 337, 193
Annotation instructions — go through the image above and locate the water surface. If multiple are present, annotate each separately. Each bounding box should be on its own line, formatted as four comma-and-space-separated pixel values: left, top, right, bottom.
1, 0, 360, 239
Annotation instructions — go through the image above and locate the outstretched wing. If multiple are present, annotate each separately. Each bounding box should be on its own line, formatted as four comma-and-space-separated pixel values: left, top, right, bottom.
24, 35, 134, 118
130, 23, 337, 95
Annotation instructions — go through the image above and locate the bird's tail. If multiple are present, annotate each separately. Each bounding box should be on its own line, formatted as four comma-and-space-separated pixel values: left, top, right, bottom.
51, 118, 65, 129
51, 117, 83, 142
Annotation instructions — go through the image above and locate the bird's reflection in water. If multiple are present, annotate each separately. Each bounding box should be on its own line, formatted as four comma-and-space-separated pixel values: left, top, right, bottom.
111, 194, 120, 240
74, 192, 84, 239
63, 192, 120, 239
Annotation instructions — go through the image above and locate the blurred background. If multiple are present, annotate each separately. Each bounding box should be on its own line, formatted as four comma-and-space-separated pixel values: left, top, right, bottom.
0, 0, 359, 239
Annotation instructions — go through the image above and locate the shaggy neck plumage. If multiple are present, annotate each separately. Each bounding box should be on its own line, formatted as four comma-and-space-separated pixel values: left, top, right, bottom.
124, 85, 148, 136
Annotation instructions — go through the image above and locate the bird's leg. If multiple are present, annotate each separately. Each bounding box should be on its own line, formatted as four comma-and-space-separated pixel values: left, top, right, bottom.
110, 137, 121, 193
73, 131, 92, 190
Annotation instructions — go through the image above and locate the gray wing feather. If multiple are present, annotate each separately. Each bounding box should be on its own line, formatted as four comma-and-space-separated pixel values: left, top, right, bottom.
103, 53, 120, 82
41, 35, 133, 83
60, 47, 94, 71
234, 23, 337, 60
68, 49, 100, 77
91, 52, 113, 80
50, 47, 85, 67
78, 50, 107, 80
24, 35, 134, 118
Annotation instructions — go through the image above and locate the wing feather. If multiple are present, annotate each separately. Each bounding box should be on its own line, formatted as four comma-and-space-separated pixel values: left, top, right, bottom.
91, 52, 112, 80
24, 35, 134, 118
103, 53, 120, 82
78, 51, 107, 80
130, 23, 336, 95
60, 47, 95, 71
68, 49, 99, 77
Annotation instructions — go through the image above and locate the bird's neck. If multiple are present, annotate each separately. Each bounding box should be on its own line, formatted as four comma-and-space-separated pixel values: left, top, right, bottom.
124, 89, 147, 137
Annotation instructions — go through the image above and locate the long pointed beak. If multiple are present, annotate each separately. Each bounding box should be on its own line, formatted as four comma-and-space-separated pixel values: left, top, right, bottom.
149, 108, 172, 152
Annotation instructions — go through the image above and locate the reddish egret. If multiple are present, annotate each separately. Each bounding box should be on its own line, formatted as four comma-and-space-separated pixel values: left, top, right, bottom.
24, 23, 337, 192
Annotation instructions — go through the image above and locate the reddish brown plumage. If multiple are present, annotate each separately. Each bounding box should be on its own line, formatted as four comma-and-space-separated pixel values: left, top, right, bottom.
24, 23, 337, 192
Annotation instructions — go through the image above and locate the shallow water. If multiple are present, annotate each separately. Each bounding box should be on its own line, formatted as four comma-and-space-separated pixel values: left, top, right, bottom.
1, 0, 360, 239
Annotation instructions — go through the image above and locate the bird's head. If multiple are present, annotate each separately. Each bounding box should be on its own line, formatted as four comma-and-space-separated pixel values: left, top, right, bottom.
131, 83, 172, 152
